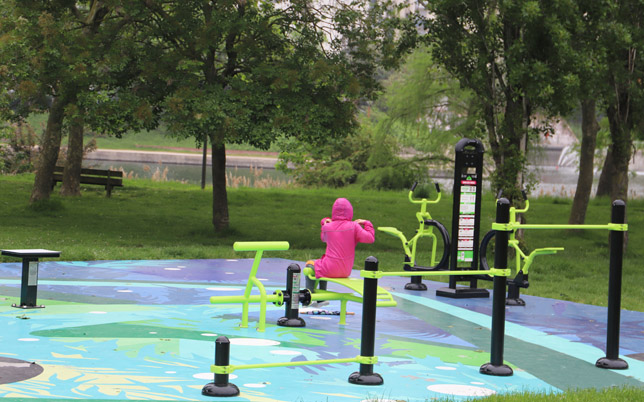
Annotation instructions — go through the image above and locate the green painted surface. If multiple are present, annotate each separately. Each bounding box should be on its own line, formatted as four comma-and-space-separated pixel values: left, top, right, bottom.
394, 297, 643, 390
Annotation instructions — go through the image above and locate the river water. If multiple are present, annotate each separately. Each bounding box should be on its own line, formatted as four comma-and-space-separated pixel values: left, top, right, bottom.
87, 158, 644, 198
87, 160, 293, 188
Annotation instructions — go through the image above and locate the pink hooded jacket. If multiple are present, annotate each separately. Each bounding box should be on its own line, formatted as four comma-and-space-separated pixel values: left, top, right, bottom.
313, 198, 375, 278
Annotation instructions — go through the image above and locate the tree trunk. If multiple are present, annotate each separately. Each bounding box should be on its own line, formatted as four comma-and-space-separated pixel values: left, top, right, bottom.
483, 105, 502, 170
596, 148, 613, 197
30, 96, 67, 203
606, 102, 631, 203
569, 99, 599, 224
604, 101, 631, 248
61, 105, 84, 196
211, 137, 229, 231
497, 95, 525, 199
492, 16, 526, 200
201, 132, 208, 190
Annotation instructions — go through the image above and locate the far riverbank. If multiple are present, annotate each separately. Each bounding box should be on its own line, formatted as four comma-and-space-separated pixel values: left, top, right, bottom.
84, 147, 644, 198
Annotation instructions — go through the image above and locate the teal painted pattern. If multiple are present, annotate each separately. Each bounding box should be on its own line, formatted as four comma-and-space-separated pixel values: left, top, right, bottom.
0, 258, 641, 401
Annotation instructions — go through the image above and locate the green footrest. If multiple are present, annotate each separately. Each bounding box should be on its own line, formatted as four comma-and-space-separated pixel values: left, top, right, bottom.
530, 247, 564, 256
305, 270, 397, 308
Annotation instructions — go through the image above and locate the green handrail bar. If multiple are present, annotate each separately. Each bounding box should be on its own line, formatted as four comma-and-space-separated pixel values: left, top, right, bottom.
211, 355, 376, 374
361, 268, 510, 279
492, 222, 628, 232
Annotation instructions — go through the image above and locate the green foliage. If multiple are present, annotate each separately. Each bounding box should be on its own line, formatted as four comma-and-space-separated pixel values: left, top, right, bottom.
109, 0, 415, 229
358, 129, 429, 190
372, 45, 481, 156
358, 164, 417, 190
1, 1, 415, 228
277, 119, 430, 190
127, 0, 410, 150
417, 0, 644, 202
420, 0, 585, 198
323, 160, 358, 188
412, 182, 435, 199
0, 121, 37, 174
276, 130, 368, 187
279, 44, 486, 192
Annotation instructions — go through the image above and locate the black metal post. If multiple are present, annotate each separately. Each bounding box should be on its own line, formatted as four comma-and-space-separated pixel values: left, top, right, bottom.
405, 275, 427, 291
202, 336, 240, 397
19, 257, 40, 308
277, 263, 306, 327
348, 256, 383, 385
596, 200, 629, 370
2, 249, 60, 309
404, 255, 427, 290
505, 280, 526, 306
480, 198, 513, 376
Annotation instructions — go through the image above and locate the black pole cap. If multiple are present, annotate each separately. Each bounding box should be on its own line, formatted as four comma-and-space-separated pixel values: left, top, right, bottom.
480, 362, 513, 376
348, 371, 384, 385
202, 382, 240, 397
364, 256, 378, 271
596, 357, 629, 370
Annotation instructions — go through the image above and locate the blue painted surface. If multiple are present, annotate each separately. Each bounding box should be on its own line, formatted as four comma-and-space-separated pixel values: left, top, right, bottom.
0, 258, 642, 401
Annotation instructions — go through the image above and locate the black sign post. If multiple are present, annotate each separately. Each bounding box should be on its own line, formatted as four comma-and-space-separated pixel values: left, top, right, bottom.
437, 138, 489, 298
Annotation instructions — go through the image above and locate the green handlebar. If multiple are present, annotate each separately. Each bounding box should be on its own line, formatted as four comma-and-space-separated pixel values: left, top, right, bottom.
513, 199, 530, 214
408, 190, 441, 205
233, 241, 290, 251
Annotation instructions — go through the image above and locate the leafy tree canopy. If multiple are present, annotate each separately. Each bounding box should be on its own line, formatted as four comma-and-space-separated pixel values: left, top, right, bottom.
125, 0, 413, 148
122, 0, 415, 229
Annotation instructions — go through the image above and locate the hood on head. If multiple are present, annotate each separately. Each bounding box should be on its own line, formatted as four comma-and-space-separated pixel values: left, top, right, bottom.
332, 198, 353, 221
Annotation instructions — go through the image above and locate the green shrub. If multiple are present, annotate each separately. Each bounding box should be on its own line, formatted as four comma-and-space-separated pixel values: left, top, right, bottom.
322, 160, 357, 187
278, 122, 430, 190
412, 182, 435, 198
359, 164, 414, 190
0, 122, 37, 174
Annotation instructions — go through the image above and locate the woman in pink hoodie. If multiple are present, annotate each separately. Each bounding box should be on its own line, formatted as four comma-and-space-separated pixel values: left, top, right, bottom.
306, 198, 375, 288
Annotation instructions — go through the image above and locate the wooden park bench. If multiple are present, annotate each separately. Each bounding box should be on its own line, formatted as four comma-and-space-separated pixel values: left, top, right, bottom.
53, 166, 123, 197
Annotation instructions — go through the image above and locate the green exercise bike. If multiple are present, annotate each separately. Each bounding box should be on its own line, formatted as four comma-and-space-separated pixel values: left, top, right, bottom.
478, 191, 563, 305
378, 182, 451, 290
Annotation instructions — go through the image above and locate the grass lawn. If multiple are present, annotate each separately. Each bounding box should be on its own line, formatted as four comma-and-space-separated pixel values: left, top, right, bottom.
1, 177, 643, 402
1, 173, 642, 312
465, 386, 644, 401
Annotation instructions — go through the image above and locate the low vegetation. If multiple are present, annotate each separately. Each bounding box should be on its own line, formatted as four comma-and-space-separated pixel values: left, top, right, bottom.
462, 386, 644, 402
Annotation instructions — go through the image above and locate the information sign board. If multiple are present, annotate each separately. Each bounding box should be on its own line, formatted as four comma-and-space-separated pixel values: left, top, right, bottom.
437, 138, 489, 298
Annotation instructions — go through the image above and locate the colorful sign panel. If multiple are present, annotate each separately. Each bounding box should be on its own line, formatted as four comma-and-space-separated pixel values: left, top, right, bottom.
457, 177, 477, 263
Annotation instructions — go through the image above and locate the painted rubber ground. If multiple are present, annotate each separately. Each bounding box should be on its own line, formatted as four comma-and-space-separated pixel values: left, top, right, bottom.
0, 258, 642, 402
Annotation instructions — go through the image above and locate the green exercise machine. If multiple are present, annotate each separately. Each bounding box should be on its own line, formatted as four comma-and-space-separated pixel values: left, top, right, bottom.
209, 241, 397, 332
